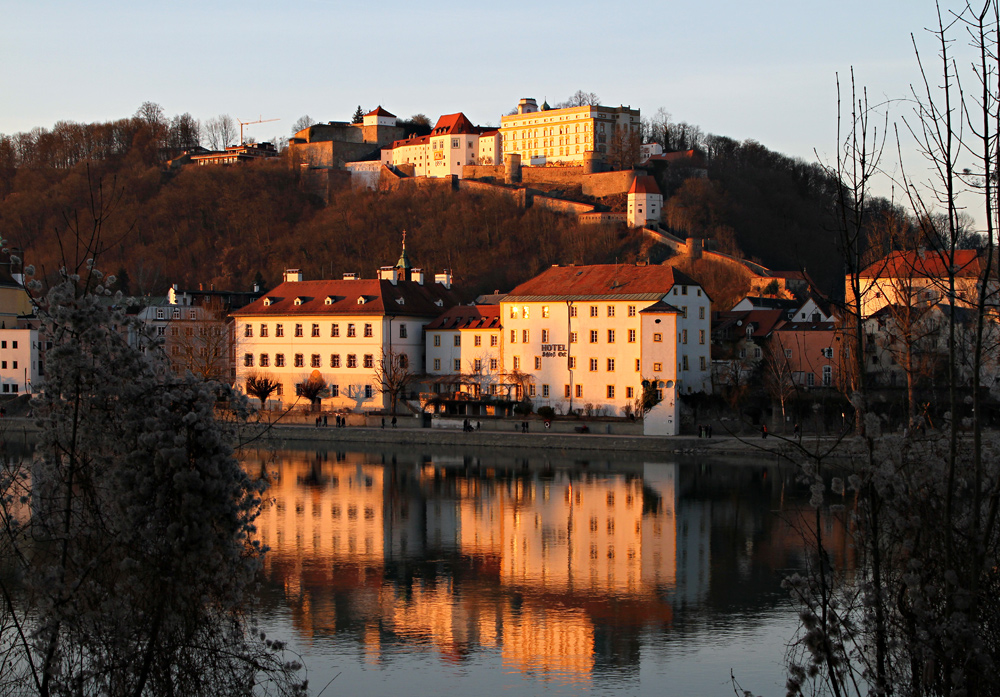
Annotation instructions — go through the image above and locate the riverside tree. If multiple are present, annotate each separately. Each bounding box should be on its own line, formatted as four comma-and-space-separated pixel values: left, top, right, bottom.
0, 180, 304, 695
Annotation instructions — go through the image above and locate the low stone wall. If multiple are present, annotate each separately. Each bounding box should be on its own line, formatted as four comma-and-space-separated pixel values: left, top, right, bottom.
456, 179, 527, 206
579, 212, 627, 226
581, 169, 638, 197
532, 195, 594, 216
462, 165, 504, 180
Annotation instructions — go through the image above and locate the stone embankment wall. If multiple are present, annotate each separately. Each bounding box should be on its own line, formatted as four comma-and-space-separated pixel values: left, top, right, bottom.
532, 196, 595, 216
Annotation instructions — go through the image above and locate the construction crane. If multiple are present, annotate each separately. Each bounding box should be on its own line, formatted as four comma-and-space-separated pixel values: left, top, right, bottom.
237, 116, 280, 144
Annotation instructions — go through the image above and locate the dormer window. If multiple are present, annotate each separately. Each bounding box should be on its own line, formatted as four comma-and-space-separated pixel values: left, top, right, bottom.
324, 296, 335, 305
395, 297, 405, 305
357, 296, 366, 305
293, 297, 305, 306
263, 297, 274, 306
434, 299, 444, 307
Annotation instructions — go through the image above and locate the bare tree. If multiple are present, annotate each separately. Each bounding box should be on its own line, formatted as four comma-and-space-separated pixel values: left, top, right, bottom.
165, 299, 230, 381
558, 90, 601, 108
295, 373, 328, 411
373, 347, 414, 414
290, 115, 314, 136
245, 371, 281, 409
205, 114, 237, 150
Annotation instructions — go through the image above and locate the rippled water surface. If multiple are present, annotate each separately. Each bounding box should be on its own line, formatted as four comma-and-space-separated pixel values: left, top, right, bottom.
247, 444, 852, 696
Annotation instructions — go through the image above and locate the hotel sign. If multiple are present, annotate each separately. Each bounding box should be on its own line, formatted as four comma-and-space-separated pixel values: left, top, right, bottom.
541, 344, 567, 358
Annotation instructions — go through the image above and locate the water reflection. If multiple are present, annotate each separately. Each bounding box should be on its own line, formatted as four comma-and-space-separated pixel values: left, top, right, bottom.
248, 447, 853, 696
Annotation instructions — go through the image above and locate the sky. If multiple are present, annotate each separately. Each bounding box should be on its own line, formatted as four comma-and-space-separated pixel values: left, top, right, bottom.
0, 0, 971, 173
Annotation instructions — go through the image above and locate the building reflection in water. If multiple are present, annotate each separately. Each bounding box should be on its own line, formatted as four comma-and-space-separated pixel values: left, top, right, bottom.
249, 448, 852, 689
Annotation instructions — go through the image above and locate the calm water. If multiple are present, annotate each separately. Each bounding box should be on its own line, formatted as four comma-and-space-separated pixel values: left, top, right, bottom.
247, 443, 852, 697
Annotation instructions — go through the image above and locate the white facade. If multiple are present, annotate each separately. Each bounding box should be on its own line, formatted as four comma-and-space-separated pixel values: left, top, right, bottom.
425, 307, 505, 396
0, 328, 40, 395
381, 113, 495, 178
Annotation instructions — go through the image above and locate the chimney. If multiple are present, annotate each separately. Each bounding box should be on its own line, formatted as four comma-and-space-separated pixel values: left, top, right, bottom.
342, 272, 358, 280
253, 282, 261, 293
435, 270, 453, 290
283, 269, 303, 283
378, 266, 397, 283
410, 268, 424, 285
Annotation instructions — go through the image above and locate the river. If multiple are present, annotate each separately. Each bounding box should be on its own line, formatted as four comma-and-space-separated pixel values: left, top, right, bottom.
247, 443, 853, 696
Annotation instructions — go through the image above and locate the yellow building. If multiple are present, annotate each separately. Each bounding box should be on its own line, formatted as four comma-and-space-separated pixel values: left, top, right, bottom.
499, 98, 640, 167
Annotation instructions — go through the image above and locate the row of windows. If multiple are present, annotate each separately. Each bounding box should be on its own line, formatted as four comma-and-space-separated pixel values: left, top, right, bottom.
245, 322, 405, 339
433, 357, 499, 372
244, 352, 407, 370
155, 308, 197, 320
252, 383, 376, 400
0, 340, 18, 349
510, 304, 638, 320
432, 333, 498, 348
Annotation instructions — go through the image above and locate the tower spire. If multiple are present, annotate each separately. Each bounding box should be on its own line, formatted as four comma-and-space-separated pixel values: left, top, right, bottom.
395, 230, 412, 281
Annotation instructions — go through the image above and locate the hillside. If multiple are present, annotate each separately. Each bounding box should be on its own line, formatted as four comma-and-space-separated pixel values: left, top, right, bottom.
1, 110, 850, 303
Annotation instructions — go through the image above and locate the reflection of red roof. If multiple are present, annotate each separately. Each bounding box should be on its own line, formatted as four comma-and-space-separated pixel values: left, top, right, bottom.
860, 249, 980, 279
506, 264, 696, 300
233, 279, 459, 318
365, 106, 396, 118
425, 304, 502, 330
628, 175, 661, 196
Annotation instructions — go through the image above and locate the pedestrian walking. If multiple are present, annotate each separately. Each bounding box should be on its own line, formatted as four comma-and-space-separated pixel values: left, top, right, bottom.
323, 415, 328, 427
381, 417, 385, 429
392, 415, 397, 428
762, 424, 768, 439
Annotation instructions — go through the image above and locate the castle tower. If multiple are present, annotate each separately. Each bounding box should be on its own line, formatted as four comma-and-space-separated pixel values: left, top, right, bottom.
627, 175, 663, 228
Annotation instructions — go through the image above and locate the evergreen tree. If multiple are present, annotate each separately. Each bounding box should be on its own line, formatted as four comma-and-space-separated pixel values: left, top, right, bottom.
351, 105, 365, 124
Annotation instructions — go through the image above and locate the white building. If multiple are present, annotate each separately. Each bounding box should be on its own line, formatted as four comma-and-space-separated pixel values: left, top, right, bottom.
626, 175, 662, 227
232, 250, 459, 412
424, 304, 504, 396
0, 328, 41, 395
498, 263, 711, 420
500, 97, 640, 166
381, 113, 501, 178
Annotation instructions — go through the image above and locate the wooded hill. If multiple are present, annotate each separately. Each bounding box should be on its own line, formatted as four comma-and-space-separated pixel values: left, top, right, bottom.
1, 109, 858, 305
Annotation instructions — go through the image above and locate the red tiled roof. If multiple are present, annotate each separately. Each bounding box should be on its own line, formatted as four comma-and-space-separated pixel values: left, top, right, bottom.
712, 309, 785, 338
365, 106, 396, 118
859, 249, 980, 279
628, 175, 661, 196
425, 304, 502, 330
432, 113, 476, 135
232, 279, 459, 318
387, 134, 430, 149
505, 264, 695, 300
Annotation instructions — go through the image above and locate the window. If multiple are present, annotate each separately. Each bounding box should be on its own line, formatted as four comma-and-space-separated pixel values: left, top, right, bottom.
294, 354, 304, 367
542, 305, 550, 318
311, 354, 321, 368
682, 355, 689, 370
699, 330, 705, 344
510, 329, 516, 344
607, 329, 615, 343
454, 335, 461, 347
156, 309, 165, 320
522, 329, 529, 343
171, 327, 178, 336
590, 330, 598, 343
807, 372, 815, 386
513, 356, 521, 370
568, 356, 577, 369
295, 324, 303, 337
330, 385, 338, 398
681, 306, 688, 318
399, 354, 408, 369
628, 305, 636, 317
699, 306, 705, 320
276, 324, 284, 337
434, 358, 441, 370
490, 335, 498, 347
607, 305, 615, 317
156, 326, 165, 336
529, 384, 536, 397
260, 324, 268, 337
365, 385, 373, 399
332, 323, 340, 337
172, 309, 180, 319
626, 386, 634, 399
681, 285, 688, 295
434, 334, 441, 347
570, 332, 578, 343
260, 354, 269, 367
331, 354, 341, 368
490, 358, 498, 370
570, 306, 578, 317
399, 324, 407, 339
785, 348, 793, 358
244, 324, 253, 338
628, 329, 636, 343
447, 358, 457, 371
682, 329, 688, 344
474, 334, 482, 347
534, 356, 542, 370
510, 306, 518, 319
541, 329, 549, 343
700, 356, 707, 370
607, 358, 615, 371
308, 323, 318, 338
590, 305, 598, 317
821, 347, 834, 358
522, 306, 530, 319
244, 353, 254, 367
542, 384, 550, 397
653, 333, 662, 342
364, 354, 374, 368
823, 365, 833, 386
347, 324, 356, 337
474, 359, 483, 372
565, 384, 571, 398
347, 354, 357, 368
653, 362, 662, 372
590, 358, 598, 371
635, 359, 641, 371
607, 385, 615, 399
576, 384, 583, 398
364, 324, 373, 338
275, 354, 285, 367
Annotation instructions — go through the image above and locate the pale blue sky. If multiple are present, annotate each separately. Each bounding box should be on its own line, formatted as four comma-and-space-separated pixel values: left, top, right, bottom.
0, 0, 962, 168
